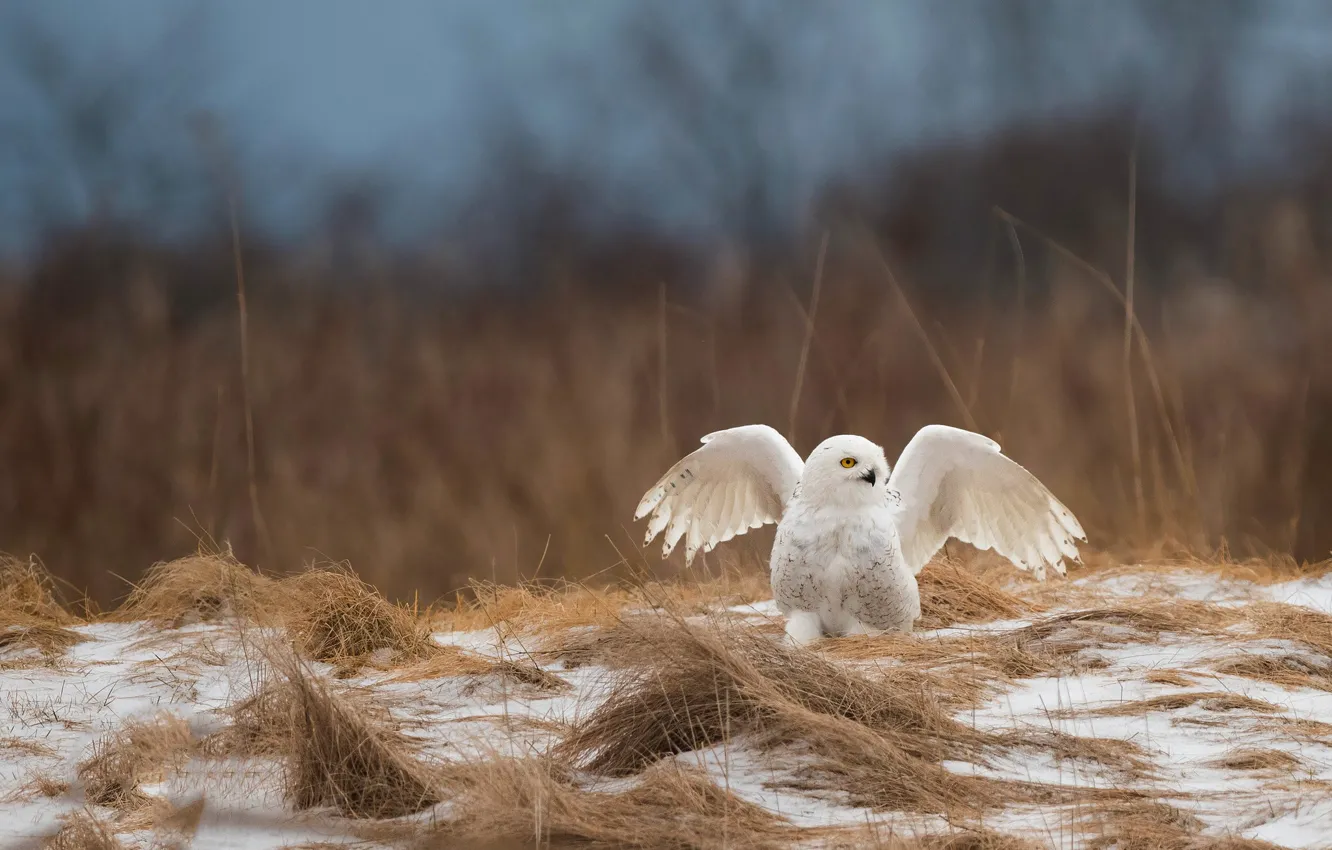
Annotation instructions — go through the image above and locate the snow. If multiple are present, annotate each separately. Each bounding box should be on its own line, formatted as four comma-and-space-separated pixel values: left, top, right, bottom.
5, 567, 1332, 847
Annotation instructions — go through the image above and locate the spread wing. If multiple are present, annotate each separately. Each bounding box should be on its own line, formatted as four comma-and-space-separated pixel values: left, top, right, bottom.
636, 424, 805, 565
887, 424, 1085, 579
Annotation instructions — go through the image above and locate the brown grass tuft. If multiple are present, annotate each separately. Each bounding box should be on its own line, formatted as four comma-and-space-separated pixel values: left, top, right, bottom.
835, 826, 1045, 849
280, 655, 441, 818
42, 808, 126, 850
386, 645, 569, 691
1144, 669, 1197, 687
1215, 653, 1332, 693
822, 603, 1236, 684
1206, 747, 1302, 772
283, 567, 437, 665
32, 773, 71, 798
557, 616, 984, 773
915, 558, 1033, 629
113, 549, 276, 626
435, 570, 775, 638
1082, 797, 1286, 849
77, 714, 194, 813
199, 680, 299, 758
422, 757, 797, 849
555, 614, 1108, 814
0, 555, 76, 625
1243, 602, 1332, 658
437, 579, 640, 636
0, 622, 85, 659
1078, 691, 1281, 718
0, 736, 58, 757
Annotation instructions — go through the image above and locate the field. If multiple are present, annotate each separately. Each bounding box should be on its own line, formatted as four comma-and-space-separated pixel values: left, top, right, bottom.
4, 549, 1332, 849
5, 114, 1332, 848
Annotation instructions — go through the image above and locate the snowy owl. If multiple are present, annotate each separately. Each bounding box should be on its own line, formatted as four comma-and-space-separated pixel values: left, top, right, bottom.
635, 424, 1085, 644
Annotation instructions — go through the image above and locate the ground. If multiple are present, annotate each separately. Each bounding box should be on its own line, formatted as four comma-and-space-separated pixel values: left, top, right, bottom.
2, 553, 1332, 849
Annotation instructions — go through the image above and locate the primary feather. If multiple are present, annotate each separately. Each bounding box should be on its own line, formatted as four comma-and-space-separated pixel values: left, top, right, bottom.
888, 424, 1085, 580
635, 424, 804, 564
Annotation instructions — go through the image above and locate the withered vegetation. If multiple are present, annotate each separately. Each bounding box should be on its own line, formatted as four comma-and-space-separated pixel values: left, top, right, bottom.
282, 567, 438, 665
822, 602, 1238, 686
419, 758, 798, 849
1074, 691, 1282, 718
0, 556, 84, 662
914, 557, 1033, 629
42, 808, 126, 850
1242, 602, 1332, 658
386, 644, 569, 692
278, 654, 442, 819
554, 613, 1131, 814
198, 678, 299, 759
1081, 797, 1287, 850
831, 827, 1046, 850
434, 569, 775, 637
1206, 747, 1302, 773
0, 555, 77, 625
76, 714, 194, 814
1214, 653, 1332, 693
1144, 669, 1197, 687
0, 622, 84, 660
113, 549, 278, 626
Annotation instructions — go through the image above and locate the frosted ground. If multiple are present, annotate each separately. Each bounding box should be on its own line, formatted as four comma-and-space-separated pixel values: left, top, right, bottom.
3, 555, 1332, 849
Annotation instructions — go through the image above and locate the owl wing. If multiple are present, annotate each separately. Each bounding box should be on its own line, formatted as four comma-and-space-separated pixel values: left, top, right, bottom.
636, 424, 805, 565
887, 424, 1085, 579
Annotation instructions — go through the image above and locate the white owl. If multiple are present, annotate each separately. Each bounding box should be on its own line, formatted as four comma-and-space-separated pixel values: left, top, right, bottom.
635, 424, 1084, 644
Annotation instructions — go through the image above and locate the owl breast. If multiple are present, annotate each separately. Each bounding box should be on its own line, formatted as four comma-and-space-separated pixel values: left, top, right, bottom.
770, 505, 919, 636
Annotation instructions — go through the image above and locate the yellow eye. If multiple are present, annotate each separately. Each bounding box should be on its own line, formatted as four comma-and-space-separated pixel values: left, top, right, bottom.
840, 457, 857, 468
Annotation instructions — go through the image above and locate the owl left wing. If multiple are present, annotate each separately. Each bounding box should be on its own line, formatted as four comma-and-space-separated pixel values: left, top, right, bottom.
636, 424, 805, 565
887, 425, 1085, 579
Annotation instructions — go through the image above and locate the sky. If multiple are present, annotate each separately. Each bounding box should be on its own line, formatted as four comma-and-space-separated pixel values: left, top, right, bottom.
1, 0, 1331, 260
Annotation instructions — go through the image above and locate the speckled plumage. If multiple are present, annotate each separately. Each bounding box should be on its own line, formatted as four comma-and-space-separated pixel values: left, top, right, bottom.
635, 425, 1085, 645
771, 473, 920, 639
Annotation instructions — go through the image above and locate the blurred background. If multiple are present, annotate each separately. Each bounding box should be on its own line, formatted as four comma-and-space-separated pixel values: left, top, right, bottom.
4, 0, 1332, 605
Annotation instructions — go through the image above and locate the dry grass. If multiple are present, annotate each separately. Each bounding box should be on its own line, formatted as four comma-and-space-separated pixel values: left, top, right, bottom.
1076, 691, 1281, 718
553, 613, 1125, 815
0, 555, 76, 626
1081, 797, 1286, 850
1214, 653, 1332, 692
915, 557, 1033, 629
1206, 747, 1302, 773
113, 549, 277, 626
420, 757, 797, 850
386, 645, 569, 691
278, 654, 441, 818
1144, 669, 1197, 687
42, 808, 126, 850
282, 567, 437, 666
434, 570, 775, 638
76, 714, 194, 813
832, 827, 1045, 849
823, 603, 1237, 685
0, 736, 58, 758
30, 773, 70, 798
557, 615, 986, 769
1243, 602, 1332, 658
0, 623, 85, 659
198, 679, 299, 759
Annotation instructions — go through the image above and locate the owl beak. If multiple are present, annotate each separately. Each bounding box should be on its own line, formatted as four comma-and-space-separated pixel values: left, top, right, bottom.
860, 468, 877, 486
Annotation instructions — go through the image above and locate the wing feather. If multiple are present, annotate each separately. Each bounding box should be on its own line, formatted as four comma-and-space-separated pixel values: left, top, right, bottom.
888, 424, 1086, 578
637, 424, 804, 564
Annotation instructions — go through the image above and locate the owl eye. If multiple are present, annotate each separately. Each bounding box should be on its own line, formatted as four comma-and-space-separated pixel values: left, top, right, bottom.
840, 457, 857, 468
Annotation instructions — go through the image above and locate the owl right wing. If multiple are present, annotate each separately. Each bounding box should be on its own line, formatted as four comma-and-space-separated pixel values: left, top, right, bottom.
887, 424, 1085, 579
635, 425, 805, 565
